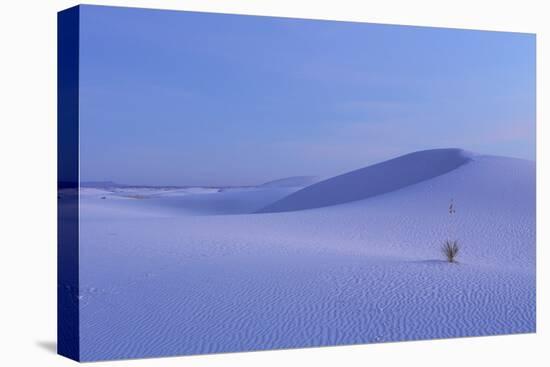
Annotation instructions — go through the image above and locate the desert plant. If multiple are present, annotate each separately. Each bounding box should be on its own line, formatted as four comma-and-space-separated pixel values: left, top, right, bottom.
442, 240, 459, 263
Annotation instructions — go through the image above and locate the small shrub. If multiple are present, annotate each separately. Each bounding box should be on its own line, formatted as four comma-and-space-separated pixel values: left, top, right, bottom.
442, 240, 459, 263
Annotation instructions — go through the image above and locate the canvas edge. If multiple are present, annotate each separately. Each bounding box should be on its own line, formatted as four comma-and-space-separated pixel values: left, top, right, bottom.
57, 4, 81, 362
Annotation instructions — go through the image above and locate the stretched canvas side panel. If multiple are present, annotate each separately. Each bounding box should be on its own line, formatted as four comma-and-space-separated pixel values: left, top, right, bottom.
57, 5, 80, 361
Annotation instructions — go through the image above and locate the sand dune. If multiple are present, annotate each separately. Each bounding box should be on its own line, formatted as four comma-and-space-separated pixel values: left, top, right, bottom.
257, 148, 473, 213
79, 186, 301, 216
74, 150, 535, 361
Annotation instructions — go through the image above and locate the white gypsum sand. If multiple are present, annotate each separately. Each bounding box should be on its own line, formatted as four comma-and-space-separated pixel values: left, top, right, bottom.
71, 149, 535, 361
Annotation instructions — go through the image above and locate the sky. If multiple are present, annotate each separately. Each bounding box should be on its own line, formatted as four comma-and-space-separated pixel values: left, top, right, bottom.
78, 5, 536, 186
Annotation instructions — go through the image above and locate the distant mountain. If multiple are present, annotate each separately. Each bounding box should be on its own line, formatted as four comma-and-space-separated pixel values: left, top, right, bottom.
258, 176, 320, 189
80, 181, 119, 188
80, 181, 210, 189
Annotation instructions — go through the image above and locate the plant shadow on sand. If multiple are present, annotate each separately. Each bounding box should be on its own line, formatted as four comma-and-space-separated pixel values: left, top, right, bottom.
36, 341, 57, 354
408, 259, 461, 265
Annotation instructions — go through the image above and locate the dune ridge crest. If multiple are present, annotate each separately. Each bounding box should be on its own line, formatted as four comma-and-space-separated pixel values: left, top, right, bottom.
257, 148, 473, 213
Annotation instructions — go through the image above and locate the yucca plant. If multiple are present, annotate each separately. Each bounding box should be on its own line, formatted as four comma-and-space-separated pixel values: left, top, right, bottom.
442, 240, 459, 263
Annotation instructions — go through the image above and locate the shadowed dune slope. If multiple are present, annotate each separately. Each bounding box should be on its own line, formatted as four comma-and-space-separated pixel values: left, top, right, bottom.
257, 148, 473, 213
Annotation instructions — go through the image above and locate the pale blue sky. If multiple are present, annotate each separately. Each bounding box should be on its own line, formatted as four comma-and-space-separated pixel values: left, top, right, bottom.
79, 5, 535, 186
